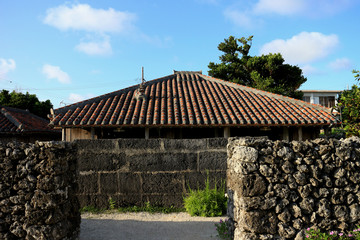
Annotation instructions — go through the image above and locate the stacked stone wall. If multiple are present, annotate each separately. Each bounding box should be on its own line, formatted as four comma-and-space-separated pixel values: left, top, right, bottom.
76, 138, 227, 209
227, 137, 360, 239
0, 141, 80, 240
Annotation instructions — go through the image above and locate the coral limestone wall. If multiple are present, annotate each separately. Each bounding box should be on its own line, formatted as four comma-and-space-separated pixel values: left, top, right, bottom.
227, 137, 360, 240
0, 141, 80, 240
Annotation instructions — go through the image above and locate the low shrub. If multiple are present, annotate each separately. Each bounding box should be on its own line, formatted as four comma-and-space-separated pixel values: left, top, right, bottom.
305, 227, 360, 239
215, 219, 232, 240
183, 173, 227, 217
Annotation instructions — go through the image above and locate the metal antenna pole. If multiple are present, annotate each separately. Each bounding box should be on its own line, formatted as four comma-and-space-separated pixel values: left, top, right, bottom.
142, 67, 144, 84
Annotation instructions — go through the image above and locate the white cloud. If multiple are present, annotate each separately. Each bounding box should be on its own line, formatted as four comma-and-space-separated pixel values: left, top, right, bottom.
301, 64, 322, 76
225, 0, 355, 28
44, 3, 169, 55
0, 58, 16, 75
42, 64, 71, 84
43, 3, 138, 56
307, 0, 354, 16
43, 4, 137, 33
75, 38, 112, 56
68, 93, 95, 103
223, 9, 258, 29
260, 32, 339, 64
254, 0, 306, 15
329, 58, 352, 71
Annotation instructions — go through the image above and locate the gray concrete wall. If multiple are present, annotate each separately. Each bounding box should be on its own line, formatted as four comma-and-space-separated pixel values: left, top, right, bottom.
75, 138, 227, 209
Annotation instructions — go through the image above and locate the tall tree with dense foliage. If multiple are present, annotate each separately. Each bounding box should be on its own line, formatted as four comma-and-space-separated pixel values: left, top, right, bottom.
208, 36, 307, 99
0, 90, 53, 119
337, 70, 360, 137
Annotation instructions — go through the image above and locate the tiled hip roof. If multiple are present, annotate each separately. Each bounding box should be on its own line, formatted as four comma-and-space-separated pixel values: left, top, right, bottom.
51, 72, 337, 127
0, 106, 59, 133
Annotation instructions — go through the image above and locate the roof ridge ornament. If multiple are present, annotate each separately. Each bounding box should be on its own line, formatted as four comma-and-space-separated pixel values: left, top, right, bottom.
135, 67, 146, 100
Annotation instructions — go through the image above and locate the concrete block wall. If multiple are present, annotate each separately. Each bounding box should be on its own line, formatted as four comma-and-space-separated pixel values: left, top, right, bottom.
75, 138, 227, 209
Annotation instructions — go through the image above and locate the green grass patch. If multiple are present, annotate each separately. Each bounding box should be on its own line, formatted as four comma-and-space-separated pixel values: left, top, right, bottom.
80, 202, 185, 214
183, 173, 227, 217
80, 206, 105, 214
117, 202, 185, 214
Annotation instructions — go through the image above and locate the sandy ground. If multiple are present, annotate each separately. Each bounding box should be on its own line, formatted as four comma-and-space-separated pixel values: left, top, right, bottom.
80, 212, 224, 240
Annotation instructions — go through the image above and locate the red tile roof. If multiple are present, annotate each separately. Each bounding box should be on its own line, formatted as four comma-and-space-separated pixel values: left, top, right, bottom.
0, 106, 57, 133
50, 71, 338, 128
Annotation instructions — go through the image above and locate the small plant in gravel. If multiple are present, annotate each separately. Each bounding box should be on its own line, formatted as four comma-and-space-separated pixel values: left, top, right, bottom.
305, 227, 360, 239
183, 173, 227, 217
80, 202, 185, 214
215, 219, 232, 240
117, 202, 185, 214
108, 197, 116, 210
80, 206, 104, 214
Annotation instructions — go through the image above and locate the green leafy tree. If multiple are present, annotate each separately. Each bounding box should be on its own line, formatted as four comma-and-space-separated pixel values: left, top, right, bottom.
208, 36, 307, 99
337, 70, 360, 137
0, 90, 53, 119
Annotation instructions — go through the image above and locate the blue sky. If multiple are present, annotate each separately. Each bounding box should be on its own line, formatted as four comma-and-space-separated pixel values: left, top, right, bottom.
1, 0, 360, 108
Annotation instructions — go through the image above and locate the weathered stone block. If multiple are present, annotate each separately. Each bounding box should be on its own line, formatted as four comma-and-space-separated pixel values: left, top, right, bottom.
333, 205, 349, 222
278, 223, 296, 238
118, 173, 141, 193
99, 173, 118, 194
118, 138, 161, 150
117, 194, 143, 207
199, 151, 227, 171
77, 174, 98, 194
163, 138, 206, 150
277, 146, 294, 161
349, 204, 360, 222
207, 138, 228, 149
77, 152, 126, 171
237, 174, 267, 197
75, 139, 117, 152
129, 152, 197, 172
142, 173, 183, 194
238, 210, 277, 234
231, 146, 258, 163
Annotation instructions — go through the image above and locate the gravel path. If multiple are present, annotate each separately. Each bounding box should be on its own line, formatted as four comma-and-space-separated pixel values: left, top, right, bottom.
80, 212, 224, 240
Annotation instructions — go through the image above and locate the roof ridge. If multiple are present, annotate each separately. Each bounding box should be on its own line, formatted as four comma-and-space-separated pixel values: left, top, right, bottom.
0, 107, 23, 130
173, 70, 202, 75
54, 73, 178, 113
200, 74, 333, 113
2, 106, 50, 121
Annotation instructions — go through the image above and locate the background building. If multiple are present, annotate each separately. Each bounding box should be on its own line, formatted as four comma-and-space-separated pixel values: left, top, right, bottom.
302, 90, 342, 108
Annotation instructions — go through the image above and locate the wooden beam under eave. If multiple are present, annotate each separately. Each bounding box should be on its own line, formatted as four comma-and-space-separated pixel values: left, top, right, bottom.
298, 127, 303, 141
145, 128, 149, 139
224, 127, 230, 138
91, 127, 95, 140
62, 128, 66, 141
283, 127, 289, 141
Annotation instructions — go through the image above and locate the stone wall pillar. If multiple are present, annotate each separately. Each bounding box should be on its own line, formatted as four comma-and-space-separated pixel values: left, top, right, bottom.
227, 136, 360, 239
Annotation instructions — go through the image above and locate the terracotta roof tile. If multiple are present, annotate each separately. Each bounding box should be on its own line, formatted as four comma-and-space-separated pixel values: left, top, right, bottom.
0, 106, 58, 133
51, 72, 338, 127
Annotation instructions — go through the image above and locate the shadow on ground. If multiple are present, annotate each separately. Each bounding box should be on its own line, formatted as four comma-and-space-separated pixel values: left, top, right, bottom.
80, 218, 220, 240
